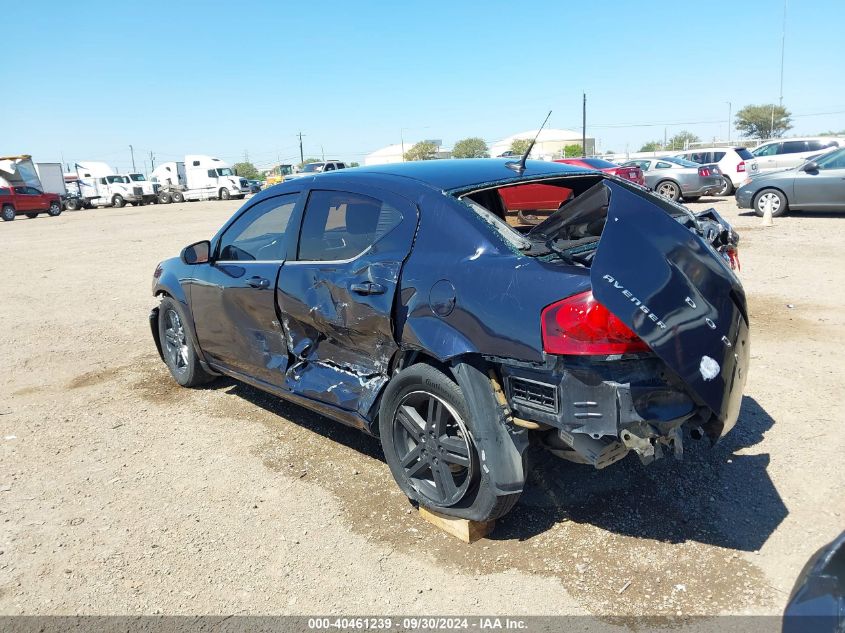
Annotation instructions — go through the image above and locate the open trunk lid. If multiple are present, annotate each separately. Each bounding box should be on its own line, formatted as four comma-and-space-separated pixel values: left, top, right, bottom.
529, 179, 749, 436
591, 181, 749, 435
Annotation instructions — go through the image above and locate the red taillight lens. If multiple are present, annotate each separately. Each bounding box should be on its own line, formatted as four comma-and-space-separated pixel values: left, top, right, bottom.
698, 166, 711, 177
737, 161, 746, 172
541, 290, 649, 355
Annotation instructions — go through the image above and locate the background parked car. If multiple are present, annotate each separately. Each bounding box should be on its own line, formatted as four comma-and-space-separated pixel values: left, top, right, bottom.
736, 146, 845, 217
247, 180, 263, 194
0, 185, 62, 221
673, 147, 757, 195
622, 156, 722, 202
285, 160, 347, 180
555, 157, 646, 186
751, 137, 845, 174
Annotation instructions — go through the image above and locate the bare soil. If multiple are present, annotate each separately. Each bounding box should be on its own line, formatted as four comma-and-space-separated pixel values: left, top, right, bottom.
0, 196, 843, 620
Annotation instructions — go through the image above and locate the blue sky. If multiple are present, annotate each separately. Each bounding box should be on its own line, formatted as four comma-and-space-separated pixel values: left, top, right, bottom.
4, 0, 844, 172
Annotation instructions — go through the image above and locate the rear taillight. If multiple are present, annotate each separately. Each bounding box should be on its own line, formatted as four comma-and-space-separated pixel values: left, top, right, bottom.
698, 166, 711, 177
737, 161, 746, 172
541, 290, 649, 355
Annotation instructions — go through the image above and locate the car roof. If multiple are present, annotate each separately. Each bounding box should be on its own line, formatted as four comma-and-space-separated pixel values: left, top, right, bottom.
342, 158, 588, 193
677, 147, 746, 153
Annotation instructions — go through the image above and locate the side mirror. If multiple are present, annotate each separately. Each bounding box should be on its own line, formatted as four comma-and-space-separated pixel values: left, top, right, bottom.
180, 240, 210, 265
801, 161, 819, 172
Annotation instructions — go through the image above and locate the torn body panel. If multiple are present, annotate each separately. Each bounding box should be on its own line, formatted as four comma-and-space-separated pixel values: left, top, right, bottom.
276, 186, 419, 421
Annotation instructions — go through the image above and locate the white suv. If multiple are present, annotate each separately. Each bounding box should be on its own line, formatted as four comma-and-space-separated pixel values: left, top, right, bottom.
673, 147, 757, 195
750, 137, 845, 174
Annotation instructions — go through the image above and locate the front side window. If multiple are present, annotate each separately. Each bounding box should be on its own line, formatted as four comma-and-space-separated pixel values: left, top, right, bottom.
752, 143, 780, 157
14, 186, 28, 194
815, 148, 845, 170
217, 193, 298, 261
297, 190, 402, 262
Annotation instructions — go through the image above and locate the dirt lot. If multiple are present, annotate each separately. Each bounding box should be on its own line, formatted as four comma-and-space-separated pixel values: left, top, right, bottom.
1, 195, 843, 622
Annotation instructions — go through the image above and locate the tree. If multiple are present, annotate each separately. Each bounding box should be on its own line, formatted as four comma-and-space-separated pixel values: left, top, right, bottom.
298, 158, 320, 169
818, 129, 845, 136
233, 162, 260, 180
452, 137, 489, 159
639, 141, 663, 152
510, 138, 532, 155
667, 130, 701, 150
735, 104, 792, 139
560, 143, 583, 158
404, 141, 438, 162
348, 161, 360, 168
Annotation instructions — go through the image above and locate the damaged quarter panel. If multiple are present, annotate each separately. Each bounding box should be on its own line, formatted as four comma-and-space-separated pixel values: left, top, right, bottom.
276, 183, 419, 418
397, 189, 592, 363
592, 181, 750, 436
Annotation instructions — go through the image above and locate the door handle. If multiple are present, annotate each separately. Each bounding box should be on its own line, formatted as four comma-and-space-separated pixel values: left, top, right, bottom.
247, 276, 270, 289
350, 282, 386, 296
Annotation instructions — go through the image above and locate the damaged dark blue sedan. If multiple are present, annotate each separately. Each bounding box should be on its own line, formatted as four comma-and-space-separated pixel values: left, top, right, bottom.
150, 159, 749, 522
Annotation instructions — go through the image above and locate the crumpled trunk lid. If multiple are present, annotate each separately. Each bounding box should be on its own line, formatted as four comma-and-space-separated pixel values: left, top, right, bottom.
590, 181, 749, 436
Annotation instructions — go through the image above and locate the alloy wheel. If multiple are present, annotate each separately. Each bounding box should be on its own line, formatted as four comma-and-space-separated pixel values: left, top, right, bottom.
392, 391, 475, 507
163, 309, 189, 376
657, 181, 679, 200
757, 192, 781, 214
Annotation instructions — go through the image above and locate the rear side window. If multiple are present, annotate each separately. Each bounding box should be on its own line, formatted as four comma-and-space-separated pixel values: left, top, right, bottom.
736, 148, 754, 160
655, 161, 673, 169
0, 187, 9, 195
713, 152, 726, 162
297, 190, 402, 261
781, 141, 809, 154
218, 193, 298, 261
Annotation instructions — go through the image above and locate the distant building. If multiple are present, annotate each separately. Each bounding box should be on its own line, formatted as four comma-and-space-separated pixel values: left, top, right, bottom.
364, 141, 450, 166
488, 128, 595, 159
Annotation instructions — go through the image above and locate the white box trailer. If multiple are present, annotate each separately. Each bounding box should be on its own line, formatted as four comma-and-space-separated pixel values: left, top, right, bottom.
35, 163, 67, 199
151, 154, 250, 203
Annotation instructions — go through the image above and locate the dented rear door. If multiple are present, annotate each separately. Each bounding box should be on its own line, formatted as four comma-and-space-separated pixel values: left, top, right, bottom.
591, 182, 750, 434
277, 185, 419, 417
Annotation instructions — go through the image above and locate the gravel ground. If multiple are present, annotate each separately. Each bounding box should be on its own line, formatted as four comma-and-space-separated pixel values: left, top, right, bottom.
0, 195, 842, 624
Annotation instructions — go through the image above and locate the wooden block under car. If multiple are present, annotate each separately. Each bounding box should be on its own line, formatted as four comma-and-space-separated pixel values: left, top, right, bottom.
418, 507, 495, 543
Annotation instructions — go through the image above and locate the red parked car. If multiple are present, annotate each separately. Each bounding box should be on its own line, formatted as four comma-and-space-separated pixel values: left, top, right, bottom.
0, 185, 62, 221
498, 158, 645, 215
555, 157, 646, 186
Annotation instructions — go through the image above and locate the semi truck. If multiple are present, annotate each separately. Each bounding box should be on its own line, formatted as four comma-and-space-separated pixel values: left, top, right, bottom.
151, 155, 250, 203
64, 162, 158, 210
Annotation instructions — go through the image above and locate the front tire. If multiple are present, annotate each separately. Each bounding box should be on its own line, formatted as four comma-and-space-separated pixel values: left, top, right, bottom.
754, 188, 788, 217
1, 205, 15, 221
219, 188, 231, 200
655, 180, 681, 201
379, 364, 519, 522
112, 195, 125, 208
48, 201, 62, 216
157, 297, 213, 387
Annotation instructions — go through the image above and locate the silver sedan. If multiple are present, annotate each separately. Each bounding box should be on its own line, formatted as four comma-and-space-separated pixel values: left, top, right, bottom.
622, 157, 722, 202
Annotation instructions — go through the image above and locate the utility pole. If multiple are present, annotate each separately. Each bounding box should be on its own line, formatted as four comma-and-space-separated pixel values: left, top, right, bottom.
243, 149, 249, 163
298, 132, 305, 165
726, 101, 732, 143
581, 93, 587, 157
321, 145, 325, 161
129, 145, 136, 172
664, 127, 668, 149
149, 151, 155, 170
779, 0, 787, 107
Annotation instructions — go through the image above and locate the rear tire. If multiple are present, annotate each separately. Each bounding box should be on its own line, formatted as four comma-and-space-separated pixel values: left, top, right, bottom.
157, 296, 213, 388
112, 195, 125, 208
65, 198, 80, 211
47, 201, 62, 216
158, 192, 172, 204
1, 205, 15, 221
379, 363, 519, 522
753, 188, 788, 218
717, 176, 734, 196
655, 180, 681, 201
170, 191, 184, 203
